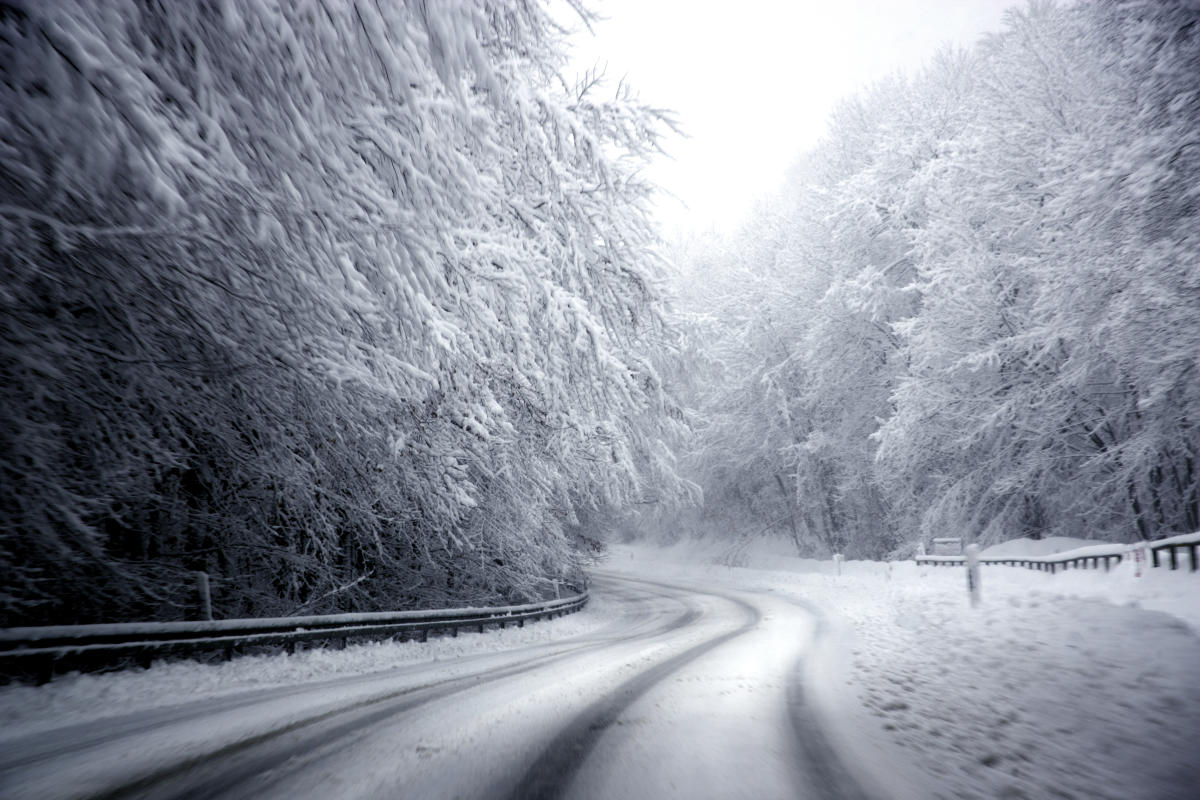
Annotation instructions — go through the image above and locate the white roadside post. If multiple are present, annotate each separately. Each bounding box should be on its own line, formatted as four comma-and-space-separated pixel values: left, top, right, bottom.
833, 553, 844, 576
965, 544, 981, 607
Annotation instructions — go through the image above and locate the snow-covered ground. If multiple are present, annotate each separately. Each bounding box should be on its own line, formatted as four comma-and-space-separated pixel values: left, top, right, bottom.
0, 576, 815, 800
0, 595, 610, 741
609, 537, 1200, 800
2, 537, 1197, 800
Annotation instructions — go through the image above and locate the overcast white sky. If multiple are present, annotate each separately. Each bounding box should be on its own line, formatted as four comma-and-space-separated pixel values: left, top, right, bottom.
560, 0, 1016, 236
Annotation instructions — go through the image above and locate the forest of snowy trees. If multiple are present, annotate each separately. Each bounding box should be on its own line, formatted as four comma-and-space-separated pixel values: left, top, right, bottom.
671, 0, 1200, 558
0, 0, 688, 625
1, 0, 1197, 626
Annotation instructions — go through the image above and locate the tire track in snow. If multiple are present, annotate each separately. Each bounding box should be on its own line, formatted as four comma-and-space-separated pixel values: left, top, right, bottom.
102, 648, 600, 800
0, 579, 670, 775
503, 573, 763, 800
774, 591, 876, 800
67, 580, 700, 800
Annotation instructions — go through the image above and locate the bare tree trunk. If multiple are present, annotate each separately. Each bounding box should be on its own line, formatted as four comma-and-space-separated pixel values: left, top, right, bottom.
774, 474, 805, 556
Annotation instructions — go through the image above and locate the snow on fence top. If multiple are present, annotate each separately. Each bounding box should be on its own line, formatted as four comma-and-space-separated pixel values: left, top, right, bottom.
917, 533, 1200, 573
1151, 531, 1200, 547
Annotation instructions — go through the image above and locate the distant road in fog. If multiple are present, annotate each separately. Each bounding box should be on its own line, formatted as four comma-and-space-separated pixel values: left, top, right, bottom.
0, 573, 869, 800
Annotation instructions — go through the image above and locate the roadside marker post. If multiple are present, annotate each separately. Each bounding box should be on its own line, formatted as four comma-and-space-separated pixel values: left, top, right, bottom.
833, 553, 844, 576
965, 544, 981, 607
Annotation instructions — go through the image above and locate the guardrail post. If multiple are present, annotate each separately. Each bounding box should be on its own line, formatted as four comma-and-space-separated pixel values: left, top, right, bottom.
196, 571, 213, 621
1169, 547, 1178, 570
1151, 548, 1160, 568
1190, 544, 1198, 572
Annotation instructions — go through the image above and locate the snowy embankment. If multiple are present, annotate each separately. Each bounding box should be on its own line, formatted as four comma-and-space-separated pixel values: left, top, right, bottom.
2, 537, 1197, 800
0, 597, 610, 742
608, 537, 1200, 800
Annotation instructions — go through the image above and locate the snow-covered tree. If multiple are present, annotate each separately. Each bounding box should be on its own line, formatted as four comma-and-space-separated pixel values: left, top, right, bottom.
878, 0, 1200, 544
673, 0, 1199, 555
0, 0, 683, 624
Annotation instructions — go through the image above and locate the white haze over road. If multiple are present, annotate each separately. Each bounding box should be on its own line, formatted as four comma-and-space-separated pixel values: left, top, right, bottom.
561, 0, 1014, 234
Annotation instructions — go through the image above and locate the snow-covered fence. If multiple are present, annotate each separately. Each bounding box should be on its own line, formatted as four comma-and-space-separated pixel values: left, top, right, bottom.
1149, 533, 1200, 571
916, 552, 1123, 573
916, 532, 1200, 574
0, 590, 588, 685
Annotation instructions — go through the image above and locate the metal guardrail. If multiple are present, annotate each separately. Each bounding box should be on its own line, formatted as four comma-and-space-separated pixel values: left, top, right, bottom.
1150, 540, 1199, 571
915, 554, 1123, 573
0, 590, 588, 684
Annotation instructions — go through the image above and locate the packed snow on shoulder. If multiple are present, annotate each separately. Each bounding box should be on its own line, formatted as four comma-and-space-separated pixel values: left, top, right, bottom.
0, 596, 608, 742
610, 536, 1200, 800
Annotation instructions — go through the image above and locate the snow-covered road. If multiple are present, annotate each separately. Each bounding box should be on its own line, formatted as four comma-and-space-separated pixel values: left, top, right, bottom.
0, 573, 861, 800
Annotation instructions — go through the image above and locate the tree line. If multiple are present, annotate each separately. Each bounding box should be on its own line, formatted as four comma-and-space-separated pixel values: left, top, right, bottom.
671, 0, 1200, 557
0, 1, 688, 625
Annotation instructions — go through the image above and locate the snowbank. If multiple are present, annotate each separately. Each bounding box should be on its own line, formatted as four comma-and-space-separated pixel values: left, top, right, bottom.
610, 539, 1200, 800
983, 534, 1200, 564
980, 536, 1099, 558
0, 597, 608, 741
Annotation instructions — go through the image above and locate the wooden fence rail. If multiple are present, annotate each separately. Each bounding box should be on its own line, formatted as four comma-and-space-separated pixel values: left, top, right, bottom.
918, 537, 1200, 574
1150, 540, 1199, 571
915, 554, 1123, 573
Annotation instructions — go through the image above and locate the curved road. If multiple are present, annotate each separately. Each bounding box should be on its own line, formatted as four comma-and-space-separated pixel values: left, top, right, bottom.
0, 572, 871, 800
